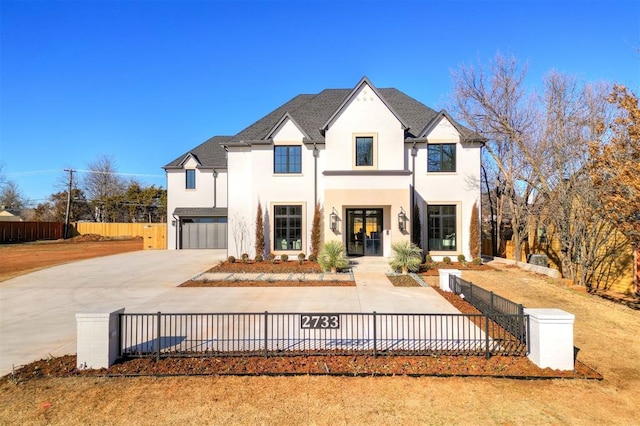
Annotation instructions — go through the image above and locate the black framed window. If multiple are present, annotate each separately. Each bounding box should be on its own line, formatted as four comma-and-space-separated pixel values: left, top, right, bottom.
427, 205, 457, 251
355, 136, 374, 166
185, 169, 196, 189
274, 146, 301, 173
274, 205, 302, 250
428, 144, 456, 172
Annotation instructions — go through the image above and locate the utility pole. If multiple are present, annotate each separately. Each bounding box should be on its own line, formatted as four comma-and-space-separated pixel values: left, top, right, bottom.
63, 169, 74, 239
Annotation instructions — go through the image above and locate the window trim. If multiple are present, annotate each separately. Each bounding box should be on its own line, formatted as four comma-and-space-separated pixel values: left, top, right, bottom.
271, 203, 306, 253
352, 133, 378, 170
185, 169, 196, 189
425, 202, 461, 254
273, 145, 302, 174
427, 143, 457, 173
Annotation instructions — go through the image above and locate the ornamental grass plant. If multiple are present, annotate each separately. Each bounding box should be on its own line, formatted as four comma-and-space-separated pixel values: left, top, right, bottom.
389, 241, 423, 275
318, 240, 349, 273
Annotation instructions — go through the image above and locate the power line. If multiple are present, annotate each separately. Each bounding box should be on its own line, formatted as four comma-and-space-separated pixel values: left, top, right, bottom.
7, 168, 164, 178
74, 169, 165, 178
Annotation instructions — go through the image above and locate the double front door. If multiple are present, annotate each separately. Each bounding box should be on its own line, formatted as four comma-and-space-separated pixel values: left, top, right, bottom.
346, 209, 383, 256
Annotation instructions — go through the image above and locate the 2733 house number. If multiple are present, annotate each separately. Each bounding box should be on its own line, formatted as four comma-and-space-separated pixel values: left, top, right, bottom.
300, 314, 340, 329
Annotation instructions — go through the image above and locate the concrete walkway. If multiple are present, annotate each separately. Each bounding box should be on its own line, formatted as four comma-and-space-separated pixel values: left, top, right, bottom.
0, 251, 458, 376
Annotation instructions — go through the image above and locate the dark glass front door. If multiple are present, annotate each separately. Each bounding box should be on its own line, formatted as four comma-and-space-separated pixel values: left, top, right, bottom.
346, 209, 383, 256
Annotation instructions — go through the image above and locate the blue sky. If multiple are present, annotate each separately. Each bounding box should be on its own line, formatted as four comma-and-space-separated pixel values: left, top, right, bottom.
1, 0, 639, 205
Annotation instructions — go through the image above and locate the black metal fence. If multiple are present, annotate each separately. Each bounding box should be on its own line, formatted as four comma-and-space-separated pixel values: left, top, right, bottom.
120, 311, 529, 360
449, 275, 527, 342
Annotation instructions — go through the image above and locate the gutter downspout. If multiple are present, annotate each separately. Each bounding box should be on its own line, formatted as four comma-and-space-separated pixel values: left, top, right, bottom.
213, 169, 218, 208
410, 143, 417, 244
313, 144, 319, 206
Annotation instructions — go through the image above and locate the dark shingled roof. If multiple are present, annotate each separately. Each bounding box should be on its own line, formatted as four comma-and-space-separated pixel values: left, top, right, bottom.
164, 79, 480, 169
164, 135, 230, 169
173, 207, 228, 217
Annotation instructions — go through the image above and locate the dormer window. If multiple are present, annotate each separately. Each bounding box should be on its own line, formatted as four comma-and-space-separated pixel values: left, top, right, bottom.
185, 169, 196, 189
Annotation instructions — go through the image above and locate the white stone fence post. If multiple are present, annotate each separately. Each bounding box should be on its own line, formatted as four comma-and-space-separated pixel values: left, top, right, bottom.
438, 269, 461, 292
442, 271, 576, 371
76, 308, 124, 370
524, 308, 575, 371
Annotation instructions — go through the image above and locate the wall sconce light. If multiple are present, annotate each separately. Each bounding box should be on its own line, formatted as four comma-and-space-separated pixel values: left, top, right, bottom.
330, 208, 339, 232
398, 207, 407, 232
411, 146, 418, 157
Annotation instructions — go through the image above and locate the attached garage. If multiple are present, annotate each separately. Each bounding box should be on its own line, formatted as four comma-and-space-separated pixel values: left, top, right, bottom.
173, 208, 227, 249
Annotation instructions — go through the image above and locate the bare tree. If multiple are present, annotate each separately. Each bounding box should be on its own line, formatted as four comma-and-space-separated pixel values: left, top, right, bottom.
0, 180, 27, 209
452, 54, 538, 262
82, 155, 126, 222
453, 54, 624, 288
530, 74, 615, 282
231, 215, 252, 257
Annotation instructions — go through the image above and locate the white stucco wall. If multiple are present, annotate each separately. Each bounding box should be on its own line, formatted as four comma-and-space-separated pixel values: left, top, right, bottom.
227, 118, 318, 257
324, 83, 405, 171
413, 117, 482, 260
165, 156, 228, 250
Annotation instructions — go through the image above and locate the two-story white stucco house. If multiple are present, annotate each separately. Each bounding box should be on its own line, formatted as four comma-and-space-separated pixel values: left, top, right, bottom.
164, 77, 483, 260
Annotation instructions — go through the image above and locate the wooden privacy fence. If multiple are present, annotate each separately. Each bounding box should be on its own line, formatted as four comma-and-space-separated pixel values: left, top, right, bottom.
73, 222, 167, 250
0, 221, 64, 243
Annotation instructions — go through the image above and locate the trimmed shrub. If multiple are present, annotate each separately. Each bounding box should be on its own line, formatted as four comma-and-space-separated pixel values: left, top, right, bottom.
457, 254, 466, 263
298, 252, 305, 265
469, 201, 480, 258
241, 253, 249, 263
308, 253, 318, 263
227, 256, 236, 264
268, 252, 276, 264
389, 240, 423, 275
281, 254, 289, 262
472, 257, 483, 266
310, 203, 322, 259
255, 254, 264, 262
255, 202, 265, 258
443, 256, 452, 265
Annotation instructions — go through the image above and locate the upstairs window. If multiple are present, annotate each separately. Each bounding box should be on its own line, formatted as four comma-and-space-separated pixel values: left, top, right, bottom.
355, 136, 374, 167
428, 143, 456, 172
185, 169, 196, 189
274, 146, 301, 174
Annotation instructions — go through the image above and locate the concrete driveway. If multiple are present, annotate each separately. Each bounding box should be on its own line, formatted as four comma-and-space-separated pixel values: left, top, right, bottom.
0, 251, 457, 376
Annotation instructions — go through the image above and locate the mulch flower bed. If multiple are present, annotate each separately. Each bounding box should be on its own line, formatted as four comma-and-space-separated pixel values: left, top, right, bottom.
387, 275, 422, 287
4, 353, 601, 381
208, 260, 323, 274
419, 262, 493, 276
182, 260, 354, 287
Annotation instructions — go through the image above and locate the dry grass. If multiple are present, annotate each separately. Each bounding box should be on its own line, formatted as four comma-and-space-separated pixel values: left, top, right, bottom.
1, 262, 639, 424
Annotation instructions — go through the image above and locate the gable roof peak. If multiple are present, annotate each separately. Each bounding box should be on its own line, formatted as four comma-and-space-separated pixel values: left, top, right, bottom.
320, 76, 409, 135
266, 112, 312, 141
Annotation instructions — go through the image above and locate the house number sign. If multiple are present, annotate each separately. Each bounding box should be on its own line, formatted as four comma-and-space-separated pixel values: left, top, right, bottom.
300, 314, 340, 329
